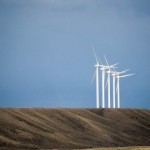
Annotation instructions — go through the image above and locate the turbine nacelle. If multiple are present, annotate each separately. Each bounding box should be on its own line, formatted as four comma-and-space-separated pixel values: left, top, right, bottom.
111, 73, 116, 76
111, 69, 130, 80
107, 70, 111, 74
94, 64, 100, 67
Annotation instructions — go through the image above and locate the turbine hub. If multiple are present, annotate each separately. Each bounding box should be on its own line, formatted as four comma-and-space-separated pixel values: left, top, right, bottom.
107, 71, 111, 73
95, 64, 99, 67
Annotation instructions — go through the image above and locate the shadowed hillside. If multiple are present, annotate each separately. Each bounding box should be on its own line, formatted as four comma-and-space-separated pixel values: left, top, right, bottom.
0, 108, 149, 149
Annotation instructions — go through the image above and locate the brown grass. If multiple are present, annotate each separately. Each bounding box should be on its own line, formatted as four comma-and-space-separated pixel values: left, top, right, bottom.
79, 146, 150, 150
0, 108, 149, 149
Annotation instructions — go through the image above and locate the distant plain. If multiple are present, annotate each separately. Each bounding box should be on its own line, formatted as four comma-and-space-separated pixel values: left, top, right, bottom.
79, 146, 150, 150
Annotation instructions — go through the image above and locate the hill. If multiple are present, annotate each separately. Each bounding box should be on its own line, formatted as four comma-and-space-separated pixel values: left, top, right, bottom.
0, 108, 149, 149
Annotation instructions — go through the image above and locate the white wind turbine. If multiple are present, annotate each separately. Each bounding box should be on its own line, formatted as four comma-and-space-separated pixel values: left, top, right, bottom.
104, 56, 118, 108
111, 69, 129, 108
116, 73, 134, 108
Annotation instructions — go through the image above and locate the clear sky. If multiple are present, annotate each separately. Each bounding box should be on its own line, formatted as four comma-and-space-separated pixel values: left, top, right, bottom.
0, 0, 150, 108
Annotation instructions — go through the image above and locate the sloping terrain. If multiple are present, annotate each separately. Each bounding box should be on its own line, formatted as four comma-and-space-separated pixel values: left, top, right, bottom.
0, 108, 149, 149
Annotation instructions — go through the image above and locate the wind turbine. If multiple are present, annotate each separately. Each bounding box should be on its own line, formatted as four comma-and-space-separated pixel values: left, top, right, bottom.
111, 69, 129, 108
116, 73, 134, 108
104, 56, 118, 108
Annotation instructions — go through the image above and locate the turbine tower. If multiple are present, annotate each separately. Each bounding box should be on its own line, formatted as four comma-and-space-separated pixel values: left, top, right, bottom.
92, 49, 100, 108
112, 72, 116, 108
101, 66, 106, 108
95, 63, 99, 108
107, 68, 111, 108
116, 74, 134, 108
99, 65, 112, 108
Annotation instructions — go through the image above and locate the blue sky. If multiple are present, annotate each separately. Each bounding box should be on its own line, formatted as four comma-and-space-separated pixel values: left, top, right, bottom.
0, 0, 150, 108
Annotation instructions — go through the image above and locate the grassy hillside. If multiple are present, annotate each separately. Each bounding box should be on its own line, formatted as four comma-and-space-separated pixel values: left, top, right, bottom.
0, 108, 149, 149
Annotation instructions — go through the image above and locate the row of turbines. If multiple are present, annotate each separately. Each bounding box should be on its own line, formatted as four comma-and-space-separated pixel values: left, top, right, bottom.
92, 49, 134, 108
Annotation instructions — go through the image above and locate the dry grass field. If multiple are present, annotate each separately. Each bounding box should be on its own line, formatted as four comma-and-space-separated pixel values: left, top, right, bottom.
80, 146, 150, 150
0, 108, 149, 149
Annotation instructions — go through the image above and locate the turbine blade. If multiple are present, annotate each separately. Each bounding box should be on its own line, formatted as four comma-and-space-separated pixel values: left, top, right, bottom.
105, 75, 108, 89
116, 86, 118, 95
104, 55, 109, 66
117, 69, 130, 75
120, 73, 134, 78
109, 63, 119, 68
91, 71, 96, 85
97, 56, 103, 65
116, 79, 118, 95
112, 67, 117, 74
92, 46, 99, 64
